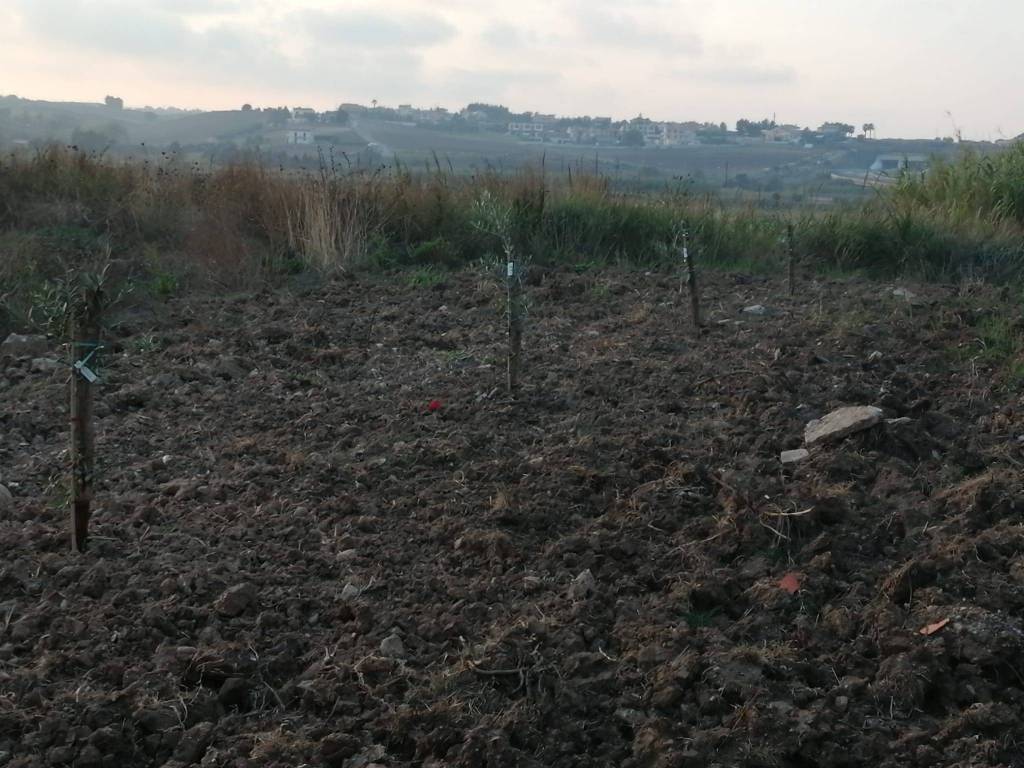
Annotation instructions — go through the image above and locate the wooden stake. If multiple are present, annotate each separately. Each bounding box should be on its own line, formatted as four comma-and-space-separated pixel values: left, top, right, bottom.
684, 235, 702, 331
787, 223, 796, 297
507, 260, 522, 394
70, 287, 101, 553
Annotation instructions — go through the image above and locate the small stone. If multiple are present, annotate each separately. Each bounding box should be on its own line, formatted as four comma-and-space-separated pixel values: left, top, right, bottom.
81, 564, 108, 599
341, 583, 361, 601
213, 356, 250, 380
742, 304, 773, 317
568, 569, 596, 600
217, 677, 254, 710
867, 350, 883, 363
0, 484, 12, 514
891, 287, 917, 300
780, 449, 810, 465
379, 634, 406, 659
171, 722, 214, 764
132, 706, 179, 733
31, 357, 62, 373
1, 333, 48, 357
338, 549, 358, 561
834, 695, 849, 712
805, 406, 883, 446
523, 575, 542, 593
214, 583, 257, 617
46, 746, 76, 765
76, 745, 104, 768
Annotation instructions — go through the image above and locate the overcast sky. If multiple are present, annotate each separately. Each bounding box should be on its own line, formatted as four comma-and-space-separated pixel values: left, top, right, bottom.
2, 0, 1022, 139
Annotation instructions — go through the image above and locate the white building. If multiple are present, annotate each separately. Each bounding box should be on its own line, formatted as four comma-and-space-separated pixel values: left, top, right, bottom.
870, 153, 929, 173
659, 122, 700, 147
509, 122, 546, 139
287, 130, 314, 145
763, 125, 803, 144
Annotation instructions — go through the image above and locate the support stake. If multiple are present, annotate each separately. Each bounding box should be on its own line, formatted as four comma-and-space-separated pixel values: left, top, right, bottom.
787, 223, 796, 297
70, 287, 102, 553
507, 260, 522, 394
684, 234, 702, 331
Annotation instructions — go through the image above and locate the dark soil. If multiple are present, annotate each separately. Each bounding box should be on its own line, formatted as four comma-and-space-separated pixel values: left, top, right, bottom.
2, 268, 1024, 767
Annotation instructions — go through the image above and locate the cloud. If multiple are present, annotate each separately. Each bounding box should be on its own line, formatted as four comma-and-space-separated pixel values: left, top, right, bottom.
297, 9, 456, 48
16, 0, 191, 56
481, 22, 535, 48
577, 6, 702, 54
10, 0, 435, 105
438, 67, 557, 102
150, 0, 243, 13
679, 63, 797, 86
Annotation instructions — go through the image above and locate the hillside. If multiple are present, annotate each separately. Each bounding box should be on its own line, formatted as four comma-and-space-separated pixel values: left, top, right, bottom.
0, 97, 975, 197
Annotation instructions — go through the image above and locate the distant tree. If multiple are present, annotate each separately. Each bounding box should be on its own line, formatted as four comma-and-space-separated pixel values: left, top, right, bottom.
241, 103, 253, 112
697, 127, 727, 144
818, 122, 855, 137
330, 107, 351, 125
736, 118, 775, 137
619, 129, 645, 147
371, 99, 378, 109
266, 107, 290, 127
719, 122, 728, 132
71, 122, 127, 152
104, 95, 124, 110
465, 103, 512, 121
862, 122, 876, 139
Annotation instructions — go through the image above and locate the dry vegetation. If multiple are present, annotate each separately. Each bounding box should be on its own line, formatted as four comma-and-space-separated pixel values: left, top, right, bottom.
3, 143, 1024, 336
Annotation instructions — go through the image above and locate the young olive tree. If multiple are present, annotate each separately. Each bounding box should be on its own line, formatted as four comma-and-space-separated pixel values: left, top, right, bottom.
472, 191, 530, 394
32, 264, 123, 552
672, 222, 701, 331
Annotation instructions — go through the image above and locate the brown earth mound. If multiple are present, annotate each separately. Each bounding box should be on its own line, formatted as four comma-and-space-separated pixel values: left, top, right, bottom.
2, 268, 1023, 767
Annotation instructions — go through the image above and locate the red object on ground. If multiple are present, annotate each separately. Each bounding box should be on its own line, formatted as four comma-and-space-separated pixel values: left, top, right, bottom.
428, 399, 443, 412
779, 572, 802, 594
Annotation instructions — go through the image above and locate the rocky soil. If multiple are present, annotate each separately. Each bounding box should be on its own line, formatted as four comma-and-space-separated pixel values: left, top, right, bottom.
2, 268, 1023, 767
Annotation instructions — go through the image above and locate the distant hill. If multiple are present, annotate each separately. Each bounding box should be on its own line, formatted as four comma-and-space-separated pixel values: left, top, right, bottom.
131, 111, 271, 145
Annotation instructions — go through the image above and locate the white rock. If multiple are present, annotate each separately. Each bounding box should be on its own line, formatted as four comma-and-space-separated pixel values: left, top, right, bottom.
805, 406, 884, 446
341, 583, 361, 601
568, 569, 596, 600
1, 333, 48, 357
379, 634, 406, 659
867, 351, 883, 363
214, 583, 257, 617
891, 287, 917, 300
780, 449, 810, 465
742, 304, 773, 317
31, 358, 62, 373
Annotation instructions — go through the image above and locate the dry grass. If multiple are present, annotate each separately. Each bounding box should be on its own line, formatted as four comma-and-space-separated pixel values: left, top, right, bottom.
3, 143, 1024, 335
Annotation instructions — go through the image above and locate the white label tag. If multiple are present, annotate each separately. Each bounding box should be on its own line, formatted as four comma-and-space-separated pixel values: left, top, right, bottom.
74, 361, 99, 383
682, 246, 689, 261
507, 261, 514, 277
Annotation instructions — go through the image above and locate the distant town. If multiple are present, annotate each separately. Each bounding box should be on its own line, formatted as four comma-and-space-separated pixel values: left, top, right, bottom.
253, 101, 942, 150
2, 94, 1019, 201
